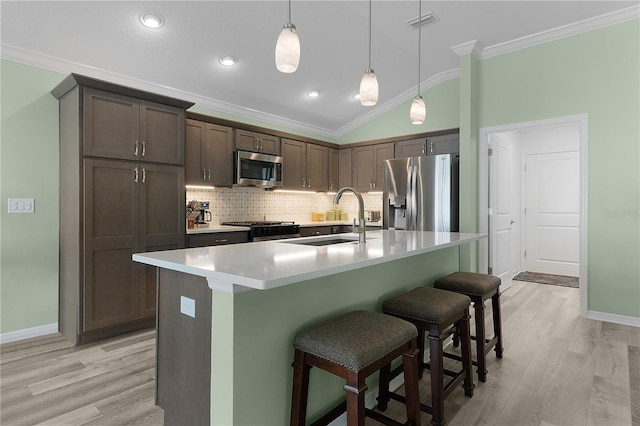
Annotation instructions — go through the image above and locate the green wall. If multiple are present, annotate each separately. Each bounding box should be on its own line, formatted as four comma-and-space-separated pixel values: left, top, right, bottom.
0, 61, 65, 333
476, 20, 640, 317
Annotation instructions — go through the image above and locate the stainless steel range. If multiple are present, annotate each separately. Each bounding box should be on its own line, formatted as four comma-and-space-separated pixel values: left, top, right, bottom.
222, 221, 300, 241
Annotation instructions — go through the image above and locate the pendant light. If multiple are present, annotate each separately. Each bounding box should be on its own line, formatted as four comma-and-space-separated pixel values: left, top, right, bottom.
275, 0, 300, 73
359, 0, 378, 106
410, 0, 426, 124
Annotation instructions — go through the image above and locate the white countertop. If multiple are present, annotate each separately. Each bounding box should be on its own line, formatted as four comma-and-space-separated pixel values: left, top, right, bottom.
134, 229, 485, 293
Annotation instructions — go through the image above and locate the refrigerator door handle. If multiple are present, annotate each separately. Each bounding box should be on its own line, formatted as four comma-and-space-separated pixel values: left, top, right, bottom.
409, 164, 418, 231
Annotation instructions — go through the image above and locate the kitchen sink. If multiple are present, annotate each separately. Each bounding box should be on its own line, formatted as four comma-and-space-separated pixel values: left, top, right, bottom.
280, 235, 363, 246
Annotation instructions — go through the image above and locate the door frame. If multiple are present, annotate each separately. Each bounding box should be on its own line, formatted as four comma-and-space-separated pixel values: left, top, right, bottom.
478, 114, 588, 318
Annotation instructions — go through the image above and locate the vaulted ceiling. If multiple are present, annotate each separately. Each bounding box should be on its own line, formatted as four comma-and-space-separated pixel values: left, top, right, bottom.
1, 1, 637, 138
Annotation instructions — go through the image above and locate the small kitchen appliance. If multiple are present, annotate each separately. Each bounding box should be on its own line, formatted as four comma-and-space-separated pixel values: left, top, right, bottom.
187, 200, 212, 227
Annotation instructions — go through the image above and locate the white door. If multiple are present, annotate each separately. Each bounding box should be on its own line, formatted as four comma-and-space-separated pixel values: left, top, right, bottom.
524, 151, 580, 276
489, 136, 514, 291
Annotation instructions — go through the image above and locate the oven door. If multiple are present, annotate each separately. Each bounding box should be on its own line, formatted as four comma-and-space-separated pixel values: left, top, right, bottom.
235, 151, 283, 188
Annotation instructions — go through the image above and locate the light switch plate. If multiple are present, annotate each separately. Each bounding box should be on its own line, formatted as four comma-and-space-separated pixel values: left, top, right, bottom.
8, 198, 35, 214
180, 296, 196, 318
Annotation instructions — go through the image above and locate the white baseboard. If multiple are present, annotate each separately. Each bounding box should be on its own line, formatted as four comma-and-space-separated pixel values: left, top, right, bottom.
587, 310, 640, 327
0, 323, 59, 344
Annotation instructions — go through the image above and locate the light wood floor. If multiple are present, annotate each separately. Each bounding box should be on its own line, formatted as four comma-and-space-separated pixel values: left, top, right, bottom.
1, 281, 638, 426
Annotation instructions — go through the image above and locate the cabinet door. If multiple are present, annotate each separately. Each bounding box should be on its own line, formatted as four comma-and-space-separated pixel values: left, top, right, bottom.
83, 159, 140, 331
373, 143, 395, 190
235, 129, 280, 155
281, 138, 306, 190
328, 148, 339, 191
427, 134, 460, 155
206, 123, 234, 186
139, 163, 185, 318
352, 146, 375, 191
140, 101, 185, 165
307, 144, 328, 191
187, 232, 250, 248
235, 129, 260, 152
83, 88, 139, 161
396, 138, 426, 158
338, 148, 352, 189
185, 119, 206, 185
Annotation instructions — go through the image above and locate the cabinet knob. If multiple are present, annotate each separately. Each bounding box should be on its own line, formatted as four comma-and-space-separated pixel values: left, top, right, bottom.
302, 178, 305, 188
134, 167, 139, 183
207, 169, 211, 182
141, 168, 146, 184
203, 169, 207, 181
307, 179, 311, 188
134, 140, 139, 156
141, 141, 146, 157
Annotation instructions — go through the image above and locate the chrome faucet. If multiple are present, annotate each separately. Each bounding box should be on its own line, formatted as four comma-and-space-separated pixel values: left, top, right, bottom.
333, 187, 366, 244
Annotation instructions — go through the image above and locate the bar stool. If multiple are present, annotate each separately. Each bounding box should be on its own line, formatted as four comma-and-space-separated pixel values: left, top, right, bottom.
378, 287, 475, 426
290, 310, 421, 426
434, 272, 503, 382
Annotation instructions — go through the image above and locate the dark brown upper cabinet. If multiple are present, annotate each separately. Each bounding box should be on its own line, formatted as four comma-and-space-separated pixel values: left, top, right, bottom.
84, 88, 185, 164
328, 148, 339, 191
352, 143, 394, 192
186, 119, 234, 186
281, 139, 328, 191
235, 129, 280, 155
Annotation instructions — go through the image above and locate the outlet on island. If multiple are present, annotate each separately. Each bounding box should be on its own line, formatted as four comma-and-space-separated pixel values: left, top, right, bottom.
180, 296, 196, 318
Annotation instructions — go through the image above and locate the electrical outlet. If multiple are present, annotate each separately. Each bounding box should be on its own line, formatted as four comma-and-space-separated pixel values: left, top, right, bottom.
8, 198, 35, 214
180, 296, 196, 318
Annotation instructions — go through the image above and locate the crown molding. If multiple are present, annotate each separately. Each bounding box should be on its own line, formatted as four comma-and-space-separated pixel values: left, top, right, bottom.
0, 43, 337, 139
334, 68, 461, 138
450, 40, 485, 59
478, 5, 639, 59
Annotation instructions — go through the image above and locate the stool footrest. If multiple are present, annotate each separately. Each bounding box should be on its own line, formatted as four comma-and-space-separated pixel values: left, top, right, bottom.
386, 390, 434, 416
365, 408, 406, 426
309, 401, 346, 426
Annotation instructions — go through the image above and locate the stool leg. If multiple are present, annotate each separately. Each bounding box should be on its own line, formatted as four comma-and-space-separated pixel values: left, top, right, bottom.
492, 292, 504, 358
459, 309, 475, 398
377, 363, 391, 411
402, 340, 421, 426
428, 324, 445, 426
290, 349, 311, 426
473, 298, 488, 382
344, 370, 367, 426
417, 328, 426, 380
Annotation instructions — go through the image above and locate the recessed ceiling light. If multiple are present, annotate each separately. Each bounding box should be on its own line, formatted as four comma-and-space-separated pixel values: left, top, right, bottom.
140, 12, 164, 29
352, 93, 361, 100
307, 90, 320, 98
219, 56, 238, 66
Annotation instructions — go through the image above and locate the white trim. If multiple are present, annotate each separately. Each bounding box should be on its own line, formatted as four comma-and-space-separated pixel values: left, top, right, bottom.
478, 114, 589, 318
587, 310, 640, 328
450, 40, 485, 59
334, 69, 461, 137
0, 323, 58, 344
480, 5, 639, 59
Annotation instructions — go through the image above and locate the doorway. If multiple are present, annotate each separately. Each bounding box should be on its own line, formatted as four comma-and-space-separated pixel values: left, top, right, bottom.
479, 114, 588, 318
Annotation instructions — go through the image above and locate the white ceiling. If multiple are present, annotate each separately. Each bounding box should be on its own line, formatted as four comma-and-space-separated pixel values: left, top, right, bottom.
1, 1, 638, 139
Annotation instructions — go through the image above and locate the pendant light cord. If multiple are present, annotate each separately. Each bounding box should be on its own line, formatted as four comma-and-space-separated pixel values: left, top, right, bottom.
368, 0, 372, 69
288, 0, 292, 24
417, 0, 422, 95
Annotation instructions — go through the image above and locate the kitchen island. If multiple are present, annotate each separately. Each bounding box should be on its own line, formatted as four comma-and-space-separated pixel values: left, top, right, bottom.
133, 229, 485, 425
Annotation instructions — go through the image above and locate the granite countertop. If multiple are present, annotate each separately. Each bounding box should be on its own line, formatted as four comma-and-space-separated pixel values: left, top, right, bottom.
134, 229, 485, 293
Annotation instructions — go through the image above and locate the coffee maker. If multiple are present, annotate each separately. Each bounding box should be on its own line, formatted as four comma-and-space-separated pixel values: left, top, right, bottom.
196, 201, 212, 225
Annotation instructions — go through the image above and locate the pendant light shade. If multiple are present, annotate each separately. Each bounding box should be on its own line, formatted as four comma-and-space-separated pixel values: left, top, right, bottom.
359, 0, 378, 106
275, 1, 300, 73
410, 95, 426, 124
359, 69, 379, 107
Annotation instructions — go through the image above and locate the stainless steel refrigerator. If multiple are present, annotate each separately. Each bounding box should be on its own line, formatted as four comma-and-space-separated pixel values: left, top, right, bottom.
382, 155, 459, 231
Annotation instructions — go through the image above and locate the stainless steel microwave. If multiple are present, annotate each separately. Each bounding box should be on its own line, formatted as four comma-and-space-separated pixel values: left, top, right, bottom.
234, 150, 283, 188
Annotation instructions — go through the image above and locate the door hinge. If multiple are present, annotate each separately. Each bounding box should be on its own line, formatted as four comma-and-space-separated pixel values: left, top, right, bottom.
488, 148, 493, 156
524, 250, 527, 258
488, 266, 493, 274
524, 207, 527, 215
524, 164, 527, 172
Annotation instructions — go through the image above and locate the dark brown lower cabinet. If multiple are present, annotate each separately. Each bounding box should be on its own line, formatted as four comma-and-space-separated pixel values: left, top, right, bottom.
60, 159, 184, 344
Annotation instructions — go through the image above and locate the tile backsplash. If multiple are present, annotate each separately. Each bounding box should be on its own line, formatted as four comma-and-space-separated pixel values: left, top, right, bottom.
186, 187, 383, 224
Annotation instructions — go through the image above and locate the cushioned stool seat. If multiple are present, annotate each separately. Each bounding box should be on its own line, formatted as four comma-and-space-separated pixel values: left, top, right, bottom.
290, 310, 421, 426
434, 272, 503, 382
379, 287, 475, 426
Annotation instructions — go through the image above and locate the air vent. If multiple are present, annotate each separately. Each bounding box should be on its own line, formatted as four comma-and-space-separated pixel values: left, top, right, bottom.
406, 12, 437, 29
